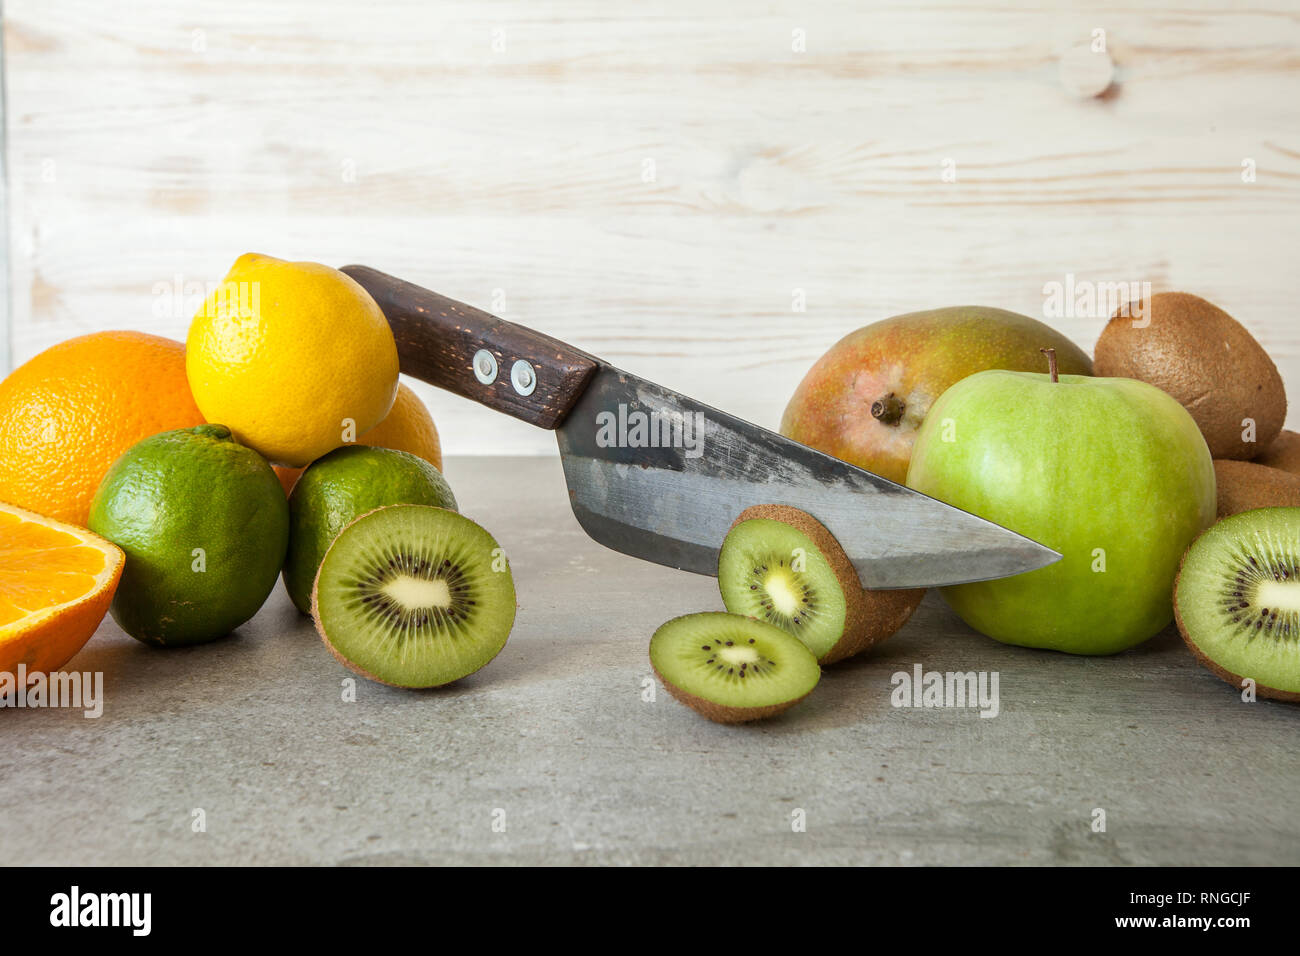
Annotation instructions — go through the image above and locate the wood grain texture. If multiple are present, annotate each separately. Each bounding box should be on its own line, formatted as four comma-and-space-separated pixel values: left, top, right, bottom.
341, 264, 597, 428
4, 1, 1300, 455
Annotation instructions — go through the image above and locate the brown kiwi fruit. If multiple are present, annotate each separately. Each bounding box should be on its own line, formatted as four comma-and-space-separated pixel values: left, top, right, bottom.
1094, 292, 1287, 459
1213, 460, 1300, 519
718, 504, 923, 664
1257, 429, 1300, 476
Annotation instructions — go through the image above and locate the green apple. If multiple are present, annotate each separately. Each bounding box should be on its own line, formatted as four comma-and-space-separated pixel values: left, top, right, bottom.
780, 307, 1093, 486
905, 355, 1215, 654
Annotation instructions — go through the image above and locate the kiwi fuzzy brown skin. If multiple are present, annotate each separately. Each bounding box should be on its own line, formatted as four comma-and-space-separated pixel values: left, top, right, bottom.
649, 661, 813, 724
727, 504, 924, 664
1093, 292, 1287, 460
1212, 460, 1300, 519
1173, 536, 1300, 704
1257, 429, 1300, 476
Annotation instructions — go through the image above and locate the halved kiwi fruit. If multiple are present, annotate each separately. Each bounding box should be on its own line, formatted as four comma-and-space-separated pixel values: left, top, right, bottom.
718, 504, 922, 664
1174, 507, 1300, 702
311, 504, 516, 688
649, 612, 820, 723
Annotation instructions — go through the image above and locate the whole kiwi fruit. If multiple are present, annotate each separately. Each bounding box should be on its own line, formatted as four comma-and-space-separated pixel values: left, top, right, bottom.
1093, 292, 1286, 459
1257, 429, 1300, 476
1213, 460, 1300, 518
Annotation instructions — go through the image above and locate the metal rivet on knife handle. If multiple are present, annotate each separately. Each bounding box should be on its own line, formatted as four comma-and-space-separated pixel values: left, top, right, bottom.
473, 349, 498, 385
511, 360, 537, 396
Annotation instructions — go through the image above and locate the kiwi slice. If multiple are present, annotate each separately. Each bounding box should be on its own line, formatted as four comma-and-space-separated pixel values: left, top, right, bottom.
311, 504, 516, 688
1174, 507, 1300, 702
718, 504, 922, 664
649, 612, 820, 723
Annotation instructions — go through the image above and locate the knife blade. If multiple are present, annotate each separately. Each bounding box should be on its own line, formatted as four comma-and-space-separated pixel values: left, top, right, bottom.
555, 364, 1058, 588
340, 265, 1060, 589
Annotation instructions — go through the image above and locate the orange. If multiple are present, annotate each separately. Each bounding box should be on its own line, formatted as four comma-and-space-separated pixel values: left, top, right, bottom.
358, 383, 443, 470
0, 501, 124, 676
274, 464, 302, 497
0, 332, 206, 526
272, 382, 442, 495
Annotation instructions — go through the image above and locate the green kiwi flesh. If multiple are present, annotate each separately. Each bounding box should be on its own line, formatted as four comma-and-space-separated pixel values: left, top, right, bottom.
1174, 507, 1300, 701
718, 512, 851, 661
312, 504, 516, 688
649, 612, 820, 723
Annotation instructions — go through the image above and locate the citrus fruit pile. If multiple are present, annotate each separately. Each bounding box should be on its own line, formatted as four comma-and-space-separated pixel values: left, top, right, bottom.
0, 253, 516, 690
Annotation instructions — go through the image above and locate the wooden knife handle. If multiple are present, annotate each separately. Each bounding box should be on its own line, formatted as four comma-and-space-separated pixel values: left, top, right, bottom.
341, 265, 599, 430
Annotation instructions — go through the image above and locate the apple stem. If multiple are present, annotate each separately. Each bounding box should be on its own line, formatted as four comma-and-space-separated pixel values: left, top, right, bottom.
1040, 347, 1059, 383
871, 393, 905, 425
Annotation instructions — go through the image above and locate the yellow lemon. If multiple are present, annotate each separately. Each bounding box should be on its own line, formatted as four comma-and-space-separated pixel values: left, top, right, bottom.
185, 253, 399, 467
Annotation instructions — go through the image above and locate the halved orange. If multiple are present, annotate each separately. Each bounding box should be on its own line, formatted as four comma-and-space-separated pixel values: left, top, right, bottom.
0, 500, 124, 678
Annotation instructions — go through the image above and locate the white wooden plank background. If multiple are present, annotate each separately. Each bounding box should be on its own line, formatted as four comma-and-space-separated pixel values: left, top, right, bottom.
4, 0, 1299, 456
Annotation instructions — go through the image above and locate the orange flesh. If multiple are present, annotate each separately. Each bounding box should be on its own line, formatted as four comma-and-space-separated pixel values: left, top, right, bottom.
0, 507, 117, 633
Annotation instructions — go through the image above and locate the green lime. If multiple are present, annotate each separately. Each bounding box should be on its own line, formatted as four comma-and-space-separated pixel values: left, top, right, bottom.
282, 445, 457, 613
88, 424, 289, 646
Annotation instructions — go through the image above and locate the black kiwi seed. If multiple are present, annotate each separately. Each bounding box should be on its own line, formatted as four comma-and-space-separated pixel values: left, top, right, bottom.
348, 550, 478, 637
1210, 544, 1300, 641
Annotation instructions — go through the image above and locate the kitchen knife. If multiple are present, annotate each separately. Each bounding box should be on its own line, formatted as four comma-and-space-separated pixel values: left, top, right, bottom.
340, 266, 1060, 589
